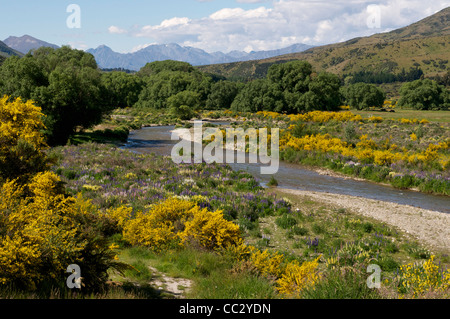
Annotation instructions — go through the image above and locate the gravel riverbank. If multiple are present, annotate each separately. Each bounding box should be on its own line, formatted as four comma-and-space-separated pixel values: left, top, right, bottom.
276, 188, 450, 254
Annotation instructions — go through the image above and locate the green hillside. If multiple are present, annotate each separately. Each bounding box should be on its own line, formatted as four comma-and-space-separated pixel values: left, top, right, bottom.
0, 40, 23, 59
197, 7, 450, 81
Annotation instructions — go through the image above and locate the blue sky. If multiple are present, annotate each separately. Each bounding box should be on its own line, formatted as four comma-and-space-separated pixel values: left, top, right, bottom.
1, 1, 449, 53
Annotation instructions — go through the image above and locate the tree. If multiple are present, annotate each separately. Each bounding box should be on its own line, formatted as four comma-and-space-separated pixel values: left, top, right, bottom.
0, 46, 112, 145
101, 71, 144, 108
231, 79, 284, 113
341, 83, 385, 110
167, 90, 200, 120
137, 60, 195, 77
0, 55, 47, 99
267, 61, 312, 94
398, 79, 449, 110
206, 80, 243, 109
135, 65, 213, 109
304, 72, 342, 111
232, 61, 342, 113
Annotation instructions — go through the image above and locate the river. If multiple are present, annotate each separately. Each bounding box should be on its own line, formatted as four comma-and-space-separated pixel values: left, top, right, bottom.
122, 124, 450, 214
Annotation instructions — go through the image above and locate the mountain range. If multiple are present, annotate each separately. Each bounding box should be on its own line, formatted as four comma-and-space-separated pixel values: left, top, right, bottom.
0, 34, 313, 71
85, 43, 314, 71
3, 35, 59, 55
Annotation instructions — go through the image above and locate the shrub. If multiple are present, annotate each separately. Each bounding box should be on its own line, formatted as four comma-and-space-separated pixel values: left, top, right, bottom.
276, 256, 321, 297
0, 171, 126, 293
121, 197, 242, 251
275, 214, 298, 229
397, 256, 450, 298
181, 206, 241, 250
0, 96, 50, 183
248, 247, 285, 279
122, 198, 195, 250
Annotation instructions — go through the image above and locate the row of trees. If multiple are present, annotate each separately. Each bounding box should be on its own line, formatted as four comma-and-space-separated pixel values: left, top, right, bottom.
0, 47, 111, 145
1, 46, 448, 146
344, 67, 424, 85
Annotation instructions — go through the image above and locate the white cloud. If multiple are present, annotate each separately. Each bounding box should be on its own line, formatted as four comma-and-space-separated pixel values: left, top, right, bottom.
159, 17, 191, 29
114, 1, 450, 53
130, 43, 156, 53
108, 25, 127, 34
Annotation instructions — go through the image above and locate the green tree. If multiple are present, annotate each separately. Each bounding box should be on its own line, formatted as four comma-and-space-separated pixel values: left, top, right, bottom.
0, 46, 111, 145
167, 90, 200, 120
303, 72, 342, 111
232, 61, 341, 113
206, 80, 243, 109
137, 60, 195, 77
341, 83, 385, 110
398, 79, 449, 110
231, 79, 284, 113
101, 71, 144, 108
135, 64, 212, 109
0, 55, 47, 99
267, 61, 312, 94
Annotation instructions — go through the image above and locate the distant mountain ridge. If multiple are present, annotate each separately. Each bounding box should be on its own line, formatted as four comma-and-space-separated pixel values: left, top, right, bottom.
4, 35, 59, 54
86, 43, 314, 71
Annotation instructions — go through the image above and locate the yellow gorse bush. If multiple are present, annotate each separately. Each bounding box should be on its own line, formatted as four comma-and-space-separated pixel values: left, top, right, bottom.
0, 96, 126, 292
276, 256, 321, 297
0, 96, 50, 182
287, 111, 363, 123
248, 247, 285, 278
0, 95, 46, 151
181, 206, 241, 250
280, 130, 449, 169
223, 241, 322, 297
0, 172, 88, 289
120, 197, 241, 251
398, 255, 450, 298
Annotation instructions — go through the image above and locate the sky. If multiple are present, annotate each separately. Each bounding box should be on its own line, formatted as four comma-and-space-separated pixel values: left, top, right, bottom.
1, 0, 449, 54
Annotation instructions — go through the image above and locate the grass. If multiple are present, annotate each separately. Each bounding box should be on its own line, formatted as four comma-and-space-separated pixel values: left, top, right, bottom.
109, 245, 277, 299
251, 188, 448, 270
353, 108, 450, 123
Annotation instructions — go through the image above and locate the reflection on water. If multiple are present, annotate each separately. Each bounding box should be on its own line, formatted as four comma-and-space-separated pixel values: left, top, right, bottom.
122, 125, 450, 214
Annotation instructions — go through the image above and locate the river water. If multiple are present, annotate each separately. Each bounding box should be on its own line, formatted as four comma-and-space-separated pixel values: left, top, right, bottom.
123, 124, 450, 214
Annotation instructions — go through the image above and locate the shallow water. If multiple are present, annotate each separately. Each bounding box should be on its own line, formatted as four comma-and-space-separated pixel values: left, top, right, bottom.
123, 125, 450, 214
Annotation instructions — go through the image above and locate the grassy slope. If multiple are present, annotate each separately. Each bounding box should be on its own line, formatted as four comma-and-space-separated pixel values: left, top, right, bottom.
197, 7, 450, 80
0, 40, 23, 59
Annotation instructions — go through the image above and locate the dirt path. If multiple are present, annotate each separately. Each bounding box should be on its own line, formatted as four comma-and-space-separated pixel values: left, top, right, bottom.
149, 266, 193, 298
276, 188, 450, 254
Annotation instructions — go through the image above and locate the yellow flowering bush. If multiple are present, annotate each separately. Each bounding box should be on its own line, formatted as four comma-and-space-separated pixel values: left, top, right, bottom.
0, 98, 128, 292
248, 247, 285, 278
0, 172, 124, 291
0, 96, 50, 183
398, 256, 450, 298
287, 111, 363, 123
276, 256, 321, 297
281, 130, 449, 170
181, 206, 241, 250
122, 197, 242, 251
122, 197, 195, 250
